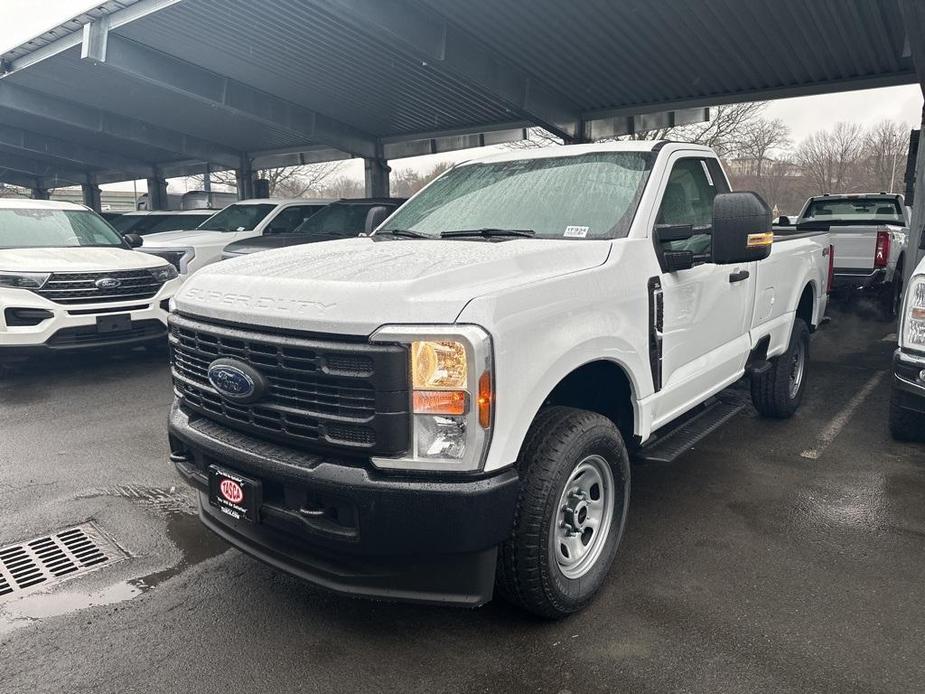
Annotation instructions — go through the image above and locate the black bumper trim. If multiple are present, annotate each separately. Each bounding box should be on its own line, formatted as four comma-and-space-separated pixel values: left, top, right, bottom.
198, 495, 498, 606
893, 351, 925, 414
169, 402, 519, 554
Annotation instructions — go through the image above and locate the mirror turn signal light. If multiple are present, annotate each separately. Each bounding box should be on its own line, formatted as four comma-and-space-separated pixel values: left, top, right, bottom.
746, 232, 775, 248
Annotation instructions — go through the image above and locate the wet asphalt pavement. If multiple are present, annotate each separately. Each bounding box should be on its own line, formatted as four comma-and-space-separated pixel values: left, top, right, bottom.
0, 303, 923, 694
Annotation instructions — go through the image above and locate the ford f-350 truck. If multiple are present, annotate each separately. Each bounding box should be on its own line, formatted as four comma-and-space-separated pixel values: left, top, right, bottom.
782, 193, 908, 318
166, 142, 830, 617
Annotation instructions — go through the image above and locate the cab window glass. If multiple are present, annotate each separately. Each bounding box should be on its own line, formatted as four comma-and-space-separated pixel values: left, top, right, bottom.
655, 158, 720, 259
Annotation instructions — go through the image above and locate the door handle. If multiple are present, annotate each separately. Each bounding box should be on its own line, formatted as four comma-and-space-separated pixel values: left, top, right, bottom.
729, 270, 750, 283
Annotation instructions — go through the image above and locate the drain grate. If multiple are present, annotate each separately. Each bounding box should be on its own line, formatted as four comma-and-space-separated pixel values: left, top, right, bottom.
0, 523, 126, 600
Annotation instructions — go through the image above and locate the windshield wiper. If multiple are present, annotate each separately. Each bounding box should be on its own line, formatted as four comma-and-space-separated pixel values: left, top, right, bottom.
439, 228, 536, 239
375, 228, 429, 239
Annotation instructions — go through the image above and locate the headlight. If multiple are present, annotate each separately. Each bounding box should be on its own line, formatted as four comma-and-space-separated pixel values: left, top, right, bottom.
900, 274, 925, 353
149, 264, 179, 282
142, 248, 194, 273
371, 325, 493, 473
0, 271, 51, 289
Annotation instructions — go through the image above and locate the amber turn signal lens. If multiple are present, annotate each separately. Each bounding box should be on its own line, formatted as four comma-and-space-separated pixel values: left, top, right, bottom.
477, 370, 492, 429
413, 390, 467, 416
746, 232, 774, 248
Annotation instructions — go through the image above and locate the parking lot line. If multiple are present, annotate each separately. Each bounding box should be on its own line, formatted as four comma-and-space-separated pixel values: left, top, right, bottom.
800, 371, 886, 460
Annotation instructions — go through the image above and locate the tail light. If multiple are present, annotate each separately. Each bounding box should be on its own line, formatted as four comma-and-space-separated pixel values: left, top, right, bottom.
826, 244, 835, 294
875, 229, 890, 269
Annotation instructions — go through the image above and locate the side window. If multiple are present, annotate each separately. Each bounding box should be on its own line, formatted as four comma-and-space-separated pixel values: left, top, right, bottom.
655, 158, 724, 262
267, 206, 318, 233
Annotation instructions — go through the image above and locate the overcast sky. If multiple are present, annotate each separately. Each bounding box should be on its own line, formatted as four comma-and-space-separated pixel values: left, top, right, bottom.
1, 1, 923, 190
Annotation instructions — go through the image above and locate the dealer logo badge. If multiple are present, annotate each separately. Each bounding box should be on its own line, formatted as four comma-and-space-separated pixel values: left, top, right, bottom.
219, 479, 245, 504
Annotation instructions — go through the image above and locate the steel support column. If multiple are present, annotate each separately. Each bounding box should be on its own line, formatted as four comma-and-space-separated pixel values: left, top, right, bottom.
236, 155, 254, 200
364, 154, 390, 198
81, 179, 102, 211
31, 186, 50, 200
146, 173, 168, 210
901, 0, 925, 273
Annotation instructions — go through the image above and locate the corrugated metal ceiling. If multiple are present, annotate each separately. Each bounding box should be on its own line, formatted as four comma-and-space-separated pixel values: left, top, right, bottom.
0, 0, 919, 186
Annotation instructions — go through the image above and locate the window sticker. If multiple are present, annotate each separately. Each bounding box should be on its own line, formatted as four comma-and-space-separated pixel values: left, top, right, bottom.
564, 225, 589, 238
700, 160, 714, 187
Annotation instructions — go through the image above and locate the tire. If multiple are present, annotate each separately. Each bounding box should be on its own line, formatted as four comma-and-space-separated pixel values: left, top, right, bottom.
751, 318, 810, 419
889, 388, 925, 442
496, 406, 631, 619
880, 262, 904, 322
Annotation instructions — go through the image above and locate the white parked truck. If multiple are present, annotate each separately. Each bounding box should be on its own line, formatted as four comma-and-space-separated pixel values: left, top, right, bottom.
0, 199, 181, 362
782, 193, 908, 318
140, 198, 333, 275
166, 142, 831, 617
890, 253, 925, 440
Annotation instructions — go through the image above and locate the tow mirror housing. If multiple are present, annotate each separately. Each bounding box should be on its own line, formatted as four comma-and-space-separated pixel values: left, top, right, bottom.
774, 215, 792, 227
365, 206, 390, 235
712, 192, 773, 265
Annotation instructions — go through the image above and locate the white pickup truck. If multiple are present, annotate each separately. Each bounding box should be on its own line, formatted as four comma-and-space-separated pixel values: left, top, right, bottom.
140, 198, 332, 276
166, 142, 830, 617
891, 254, 925, 440
780, 193, 908, 318
0, 199, 180, 364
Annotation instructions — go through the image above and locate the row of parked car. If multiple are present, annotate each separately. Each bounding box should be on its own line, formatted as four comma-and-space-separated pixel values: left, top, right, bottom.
0, 194, 405, 363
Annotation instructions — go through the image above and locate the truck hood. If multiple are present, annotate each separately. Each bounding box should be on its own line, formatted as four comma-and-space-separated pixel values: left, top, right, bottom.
223, 233, 344, 257
0, 246, 168, 273
141, 229, 235, 247
175, 237, 612, 335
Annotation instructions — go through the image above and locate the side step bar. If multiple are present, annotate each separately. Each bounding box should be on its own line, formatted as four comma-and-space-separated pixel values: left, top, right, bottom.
634, 394, 747, 464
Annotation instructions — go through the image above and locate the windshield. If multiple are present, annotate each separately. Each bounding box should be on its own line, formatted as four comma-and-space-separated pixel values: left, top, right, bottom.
197, 203, 276, 232
292, 204, 376, 240
379, 152, 653, 240
0, 209, 124, 249
803, 198, 903, 224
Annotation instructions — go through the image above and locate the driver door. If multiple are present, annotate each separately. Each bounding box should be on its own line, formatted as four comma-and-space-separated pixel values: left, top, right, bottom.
651, 156, 755, 427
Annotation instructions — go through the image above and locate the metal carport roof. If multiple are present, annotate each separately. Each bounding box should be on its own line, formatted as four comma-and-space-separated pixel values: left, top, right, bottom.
0, 0, 923, 193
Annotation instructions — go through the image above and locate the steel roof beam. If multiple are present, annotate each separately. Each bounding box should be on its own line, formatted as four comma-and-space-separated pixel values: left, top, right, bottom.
0, 81, 241, 169
0, 123, 153, 179
82, 30, 377, 159
321, 0, 583, 142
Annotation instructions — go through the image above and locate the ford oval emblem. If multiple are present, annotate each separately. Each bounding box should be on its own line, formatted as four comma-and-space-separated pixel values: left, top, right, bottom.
207, 359, 266, 403
95, 277, 122, 290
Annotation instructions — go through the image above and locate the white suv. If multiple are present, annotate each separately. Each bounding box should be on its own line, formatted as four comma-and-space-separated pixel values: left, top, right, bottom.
139, 198, 332, 275
0, 199, 181, 361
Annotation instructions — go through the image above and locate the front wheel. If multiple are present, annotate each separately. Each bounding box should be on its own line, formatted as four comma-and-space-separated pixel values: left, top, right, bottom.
496, 407, 630, 618
751, 318, 810, 418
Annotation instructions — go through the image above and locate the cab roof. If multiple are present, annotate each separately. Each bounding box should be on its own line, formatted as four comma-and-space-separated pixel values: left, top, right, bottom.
460, 140, 712, 166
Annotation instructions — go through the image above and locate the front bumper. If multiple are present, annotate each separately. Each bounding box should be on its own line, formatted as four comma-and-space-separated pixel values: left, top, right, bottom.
893, 349, 925, 415
168, 403, 520, 606
0, 278, 180, 356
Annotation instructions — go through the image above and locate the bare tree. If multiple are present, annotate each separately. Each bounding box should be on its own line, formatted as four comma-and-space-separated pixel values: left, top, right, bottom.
508, 101, 768, 157
795, 122, 865, 194
859, 119, 910, 193
189, 161, 345, 198
735, 117, 791, 178
390, 161, 453, 198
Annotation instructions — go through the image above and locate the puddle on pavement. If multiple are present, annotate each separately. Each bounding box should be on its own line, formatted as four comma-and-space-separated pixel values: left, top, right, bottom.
0, 510, 228, 634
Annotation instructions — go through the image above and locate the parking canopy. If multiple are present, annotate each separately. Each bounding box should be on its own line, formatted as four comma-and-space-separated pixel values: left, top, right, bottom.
0, 0, 923, 194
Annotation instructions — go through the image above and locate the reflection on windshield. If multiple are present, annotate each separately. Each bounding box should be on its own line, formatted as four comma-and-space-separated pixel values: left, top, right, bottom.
0, 209, 125, 249
197, 204, 276, 232
378, 152, 653, 240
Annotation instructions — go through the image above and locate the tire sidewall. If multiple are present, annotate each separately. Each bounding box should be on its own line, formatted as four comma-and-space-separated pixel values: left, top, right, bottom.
541, 424, 630, 610
787, 319, 810, 408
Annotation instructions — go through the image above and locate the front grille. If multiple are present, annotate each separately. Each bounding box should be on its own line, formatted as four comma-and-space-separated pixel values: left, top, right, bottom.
48, 319, 166, 347
35, 269, 164, 305
170, 314, 409, 455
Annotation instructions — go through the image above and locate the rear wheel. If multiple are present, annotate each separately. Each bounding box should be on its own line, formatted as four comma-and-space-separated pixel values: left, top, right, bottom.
880, 262, 904, 321
751, 318, 810, 418
496, 407, 630, 618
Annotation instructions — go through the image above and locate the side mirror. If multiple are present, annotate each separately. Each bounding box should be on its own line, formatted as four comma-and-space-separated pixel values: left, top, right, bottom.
712, 192, 773, 265
124, 233, 143, 248
365, 206, 390, 235
774, 215, 792, 227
